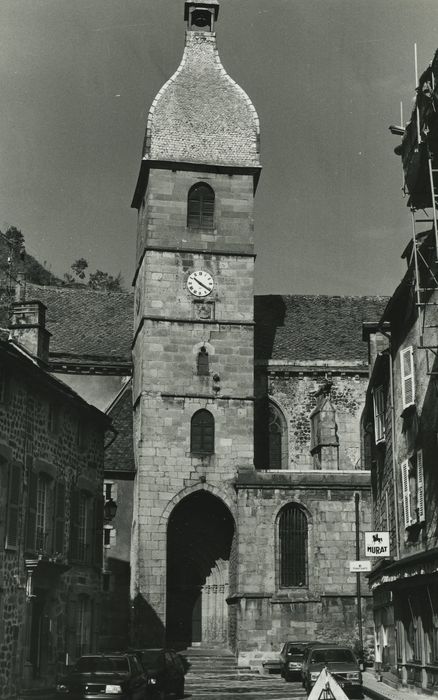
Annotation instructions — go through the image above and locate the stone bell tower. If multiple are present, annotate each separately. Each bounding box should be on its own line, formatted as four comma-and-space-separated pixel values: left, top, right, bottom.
131, 0, 261, 648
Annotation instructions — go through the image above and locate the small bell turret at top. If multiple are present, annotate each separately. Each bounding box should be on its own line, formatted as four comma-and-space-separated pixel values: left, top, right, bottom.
184, 1, 219, 32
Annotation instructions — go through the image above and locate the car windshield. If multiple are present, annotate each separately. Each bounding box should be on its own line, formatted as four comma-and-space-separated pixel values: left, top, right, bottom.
140, 650, 163, 667
75, 657, 129, 674
311, 649, 355, 664
287, 646, 304, 655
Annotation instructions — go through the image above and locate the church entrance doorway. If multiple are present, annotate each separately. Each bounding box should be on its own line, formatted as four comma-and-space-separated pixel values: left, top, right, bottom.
166, 491, 235, 650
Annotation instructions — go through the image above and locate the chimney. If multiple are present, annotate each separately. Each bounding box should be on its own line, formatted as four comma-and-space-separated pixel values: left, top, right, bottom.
9, 279, 51, 364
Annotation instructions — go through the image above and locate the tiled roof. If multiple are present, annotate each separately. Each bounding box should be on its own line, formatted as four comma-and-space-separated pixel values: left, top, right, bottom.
105, 381, 135, 473
143, 31, 260, 167
23, 285, 387, 367
25, 283, 133, 364
254, 295, 388, 364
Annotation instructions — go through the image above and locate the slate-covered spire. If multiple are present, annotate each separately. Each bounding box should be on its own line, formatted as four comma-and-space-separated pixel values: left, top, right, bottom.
141, 0, 260, 169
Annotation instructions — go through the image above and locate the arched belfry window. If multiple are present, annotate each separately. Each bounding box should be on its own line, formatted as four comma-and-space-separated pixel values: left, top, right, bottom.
191, 409, 214, 454
278, 504, 308, 588
197, 347, 209, 376
269, 403, 288, 469
187, 183, 215, 229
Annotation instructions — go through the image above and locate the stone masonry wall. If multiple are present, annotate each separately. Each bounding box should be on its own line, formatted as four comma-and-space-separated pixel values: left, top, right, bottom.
235, 474, 373, 664
256, 372, 368, 471
0, 359, 104, 699
132, 168, 256, 641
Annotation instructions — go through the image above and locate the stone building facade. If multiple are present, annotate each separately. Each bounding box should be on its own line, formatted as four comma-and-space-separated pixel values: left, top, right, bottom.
0, 297, 109, 699
128, 0, 385, 666
361, 47, 438, 697
363, 236, 438, 695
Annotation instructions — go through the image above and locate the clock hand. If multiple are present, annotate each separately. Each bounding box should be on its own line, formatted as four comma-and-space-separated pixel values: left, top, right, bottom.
195, 278, 212, 291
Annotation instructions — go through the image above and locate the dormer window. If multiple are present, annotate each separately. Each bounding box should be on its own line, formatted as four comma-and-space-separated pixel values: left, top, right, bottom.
187, 183, 215, 229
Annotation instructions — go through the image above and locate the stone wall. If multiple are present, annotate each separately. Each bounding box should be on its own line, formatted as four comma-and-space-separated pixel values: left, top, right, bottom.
255, 370, 368, 471
0, 353, 105, 699
234, 470, 373, 665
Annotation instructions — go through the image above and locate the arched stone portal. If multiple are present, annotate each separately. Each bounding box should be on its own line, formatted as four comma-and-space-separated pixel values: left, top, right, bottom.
166, 491, 235, 649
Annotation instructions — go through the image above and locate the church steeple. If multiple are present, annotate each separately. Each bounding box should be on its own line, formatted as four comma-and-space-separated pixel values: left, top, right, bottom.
132, 0, 260, 208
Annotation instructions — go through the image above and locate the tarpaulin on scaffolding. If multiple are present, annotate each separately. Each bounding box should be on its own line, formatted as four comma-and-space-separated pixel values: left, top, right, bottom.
395, 49, 438, 209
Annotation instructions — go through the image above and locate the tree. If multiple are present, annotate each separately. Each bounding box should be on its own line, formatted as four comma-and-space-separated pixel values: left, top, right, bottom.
88, 270, 123, 292
71, 258, 88, 280
3, 226, 25, 253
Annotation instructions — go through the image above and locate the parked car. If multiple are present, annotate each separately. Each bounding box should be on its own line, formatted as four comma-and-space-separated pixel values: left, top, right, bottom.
279, 641, 312, 681
55, 653, 149, 699
131, 648, 186, 699
301, 644, 363, 697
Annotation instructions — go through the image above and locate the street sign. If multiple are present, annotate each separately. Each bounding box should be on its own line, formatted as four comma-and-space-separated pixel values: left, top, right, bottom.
349, 560, 372, 572
364, 531, 390, 557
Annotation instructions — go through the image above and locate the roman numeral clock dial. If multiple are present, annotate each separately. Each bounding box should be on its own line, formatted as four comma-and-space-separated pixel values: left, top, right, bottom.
187, 270, 214, 297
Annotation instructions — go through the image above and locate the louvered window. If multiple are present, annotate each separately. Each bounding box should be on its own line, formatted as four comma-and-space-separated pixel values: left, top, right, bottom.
191, 409, 214, 454
279, 505, 308, 587
401, 346, 415, 409
197, 347, 209, 376
372, 386, 386, 444
187, 183, 215, 229
401, 449, 425, 528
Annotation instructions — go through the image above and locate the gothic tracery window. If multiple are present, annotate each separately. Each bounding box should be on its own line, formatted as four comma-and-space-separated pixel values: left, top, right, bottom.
278, 504, 308, 588
269, 403, 288, 469
187, 183, 215, 229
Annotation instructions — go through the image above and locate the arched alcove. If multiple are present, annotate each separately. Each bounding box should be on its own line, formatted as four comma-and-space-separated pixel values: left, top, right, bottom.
166, 490, 235, 649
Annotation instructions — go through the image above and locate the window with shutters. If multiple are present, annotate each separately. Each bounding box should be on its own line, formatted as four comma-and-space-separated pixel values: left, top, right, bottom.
70, 490, 103, 566
401, 449, 425, 528
191, 409, 214, 455
372, 386, 386, 444
0, 369, 8, 403
5, 462, 22, 550
278, 504, 308, 588
76, 595, 92, 658
187, 183, 215, 229
269, 403, 288, 469
54, 481, 66, 555
400, 346, 415, 409
35, 474, 50, 551
197, 347, 209, 376
48, 402, 60, 434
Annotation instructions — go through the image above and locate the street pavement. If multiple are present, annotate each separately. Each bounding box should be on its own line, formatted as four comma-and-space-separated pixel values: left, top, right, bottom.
185, 667, 306, 699
182, 649, 397, 700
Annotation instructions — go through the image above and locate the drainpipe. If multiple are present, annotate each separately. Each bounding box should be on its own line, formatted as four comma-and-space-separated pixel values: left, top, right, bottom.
355, 492, 364, 660
379, 331, 400, 560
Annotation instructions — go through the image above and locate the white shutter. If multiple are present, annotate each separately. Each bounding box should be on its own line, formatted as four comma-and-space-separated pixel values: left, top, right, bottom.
401, 459, 412, 528
400, 346, 415, 408
373, 386, 386, 444
417, 449, 425, 523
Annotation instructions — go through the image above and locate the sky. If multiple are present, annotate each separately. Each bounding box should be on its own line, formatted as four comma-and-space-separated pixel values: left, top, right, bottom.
1, 0, 438, 297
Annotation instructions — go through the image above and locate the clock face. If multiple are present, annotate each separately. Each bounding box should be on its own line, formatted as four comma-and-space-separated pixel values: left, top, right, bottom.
187, 270, 214, 297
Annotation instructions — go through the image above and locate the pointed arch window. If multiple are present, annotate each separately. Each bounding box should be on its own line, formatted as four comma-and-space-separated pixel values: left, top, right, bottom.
191, 409, 214, 454
197, 347, 209, 376
278, 504, 308, 588
269, 403, 288, 469
187, 183, 215, 229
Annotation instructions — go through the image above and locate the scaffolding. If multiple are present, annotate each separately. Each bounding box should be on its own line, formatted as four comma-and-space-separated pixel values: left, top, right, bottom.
391, 45, 438, 375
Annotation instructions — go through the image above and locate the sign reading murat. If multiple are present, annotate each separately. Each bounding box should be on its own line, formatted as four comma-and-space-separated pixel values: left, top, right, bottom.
364, 531, 390, 557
